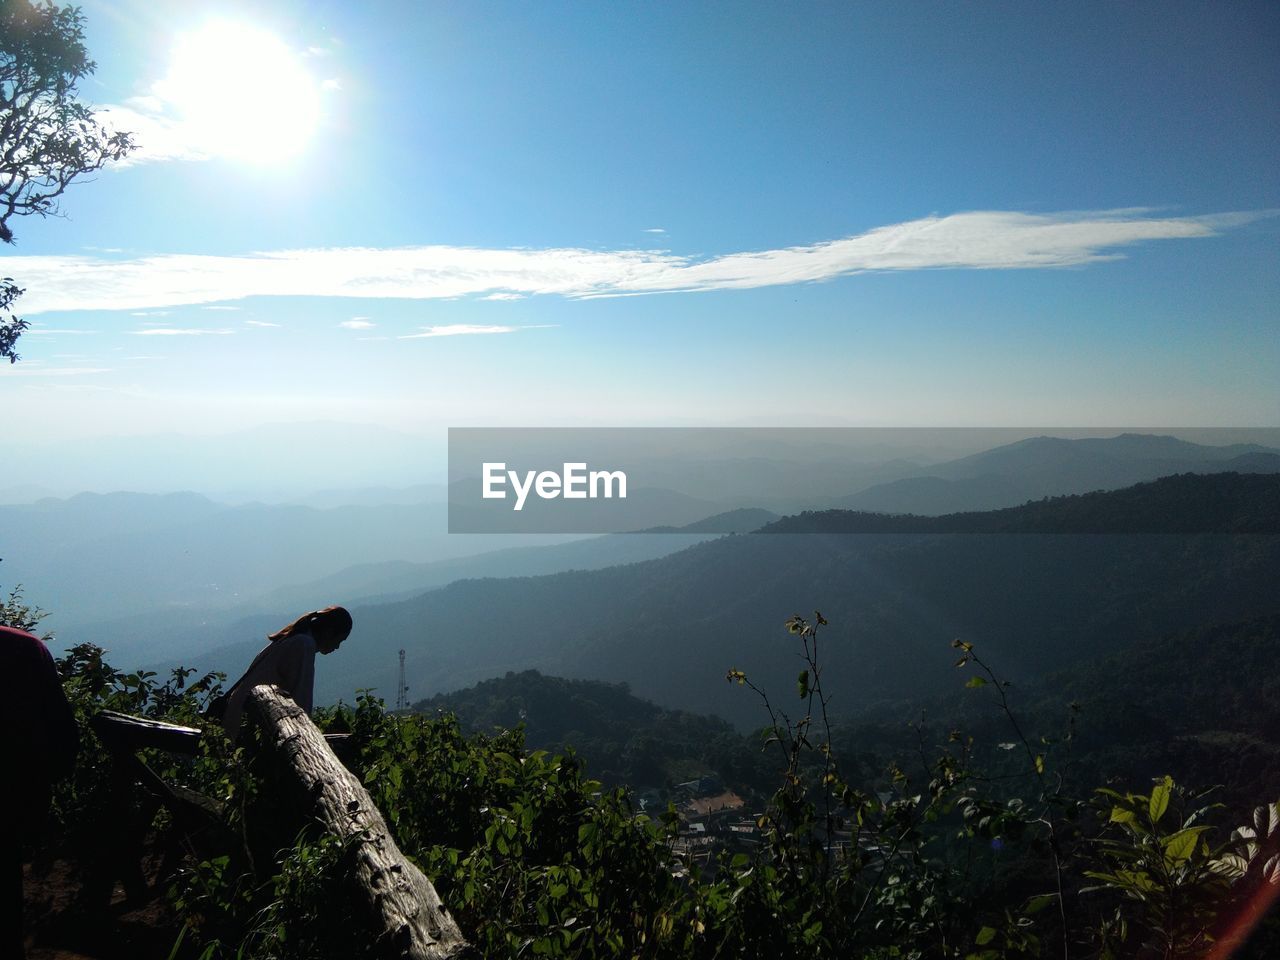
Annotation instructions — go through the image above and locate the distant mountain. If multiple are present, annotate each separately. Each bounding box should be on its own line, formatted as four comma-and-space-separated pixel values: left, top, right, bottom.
446, 482, 728, 533
85, 529, 711, 664
221, 471, 1280, 728
414, 670, 742, 787
835, 434, 1280, 515
766, 472, 1280, 533
3, 421, 445, 501
270, 484, 448, 509
636, 508, 778, 534
0, 492, 577, 637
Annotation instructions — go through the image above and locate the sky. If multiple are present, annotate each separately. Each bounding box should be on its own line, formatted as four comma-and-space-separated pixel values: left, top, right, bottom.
3, 0, 1278, 459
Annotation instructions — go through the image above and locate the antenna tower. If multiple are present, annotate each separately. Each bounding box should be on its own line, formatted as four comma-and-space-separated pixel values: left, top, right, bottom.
396, 648, 409, 711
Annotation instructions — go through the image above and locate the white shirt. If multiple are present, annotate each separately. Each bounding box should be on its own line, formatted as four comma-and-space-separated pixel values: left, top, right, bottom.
220, 633, 317, 740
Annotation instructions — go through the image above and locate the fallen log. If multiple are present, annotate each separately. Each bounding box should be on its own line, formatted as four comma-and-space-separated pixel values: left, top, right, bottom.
246, 683, 473, 960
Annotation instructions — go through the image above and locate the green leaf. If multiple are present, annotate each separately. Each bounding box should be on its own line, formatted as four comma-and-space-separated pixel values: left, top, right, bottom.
1023, 893, 1057, 915
975, 926, 997, 946
1110, 806, 1137, 826
1034, 754, 1045, 775
1208, 853, 1249, 880
1254, 802, 1280, 839
1263, 854, 1280, 884
1163, 826, 1209, 864
965, 676, 988, 689
797, 670, 809, 699
1149, 777, 1172, 825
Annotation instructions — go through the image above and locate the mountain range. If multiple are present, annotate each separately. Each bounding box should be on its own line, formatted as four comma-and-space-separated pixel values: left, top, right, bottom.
8, 432, 1276, 722
170, 470, 1280, 729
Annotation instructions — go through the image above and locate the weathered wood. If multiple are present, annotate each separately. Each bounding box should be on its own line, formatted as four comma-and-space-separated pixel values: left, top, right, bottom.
89, 710, 230, 906
93, 709, 204, 754
246, 684, 473, 960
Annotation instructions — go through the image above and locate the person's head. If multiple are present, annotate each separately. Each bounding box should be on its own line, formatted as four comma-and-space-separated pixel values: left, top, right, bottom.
269, 605, 352, 655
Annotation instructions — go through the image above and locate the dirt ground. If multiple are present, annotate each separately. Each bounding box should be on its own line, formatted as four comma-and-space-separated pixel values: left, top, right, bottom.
22, 851, 183, 960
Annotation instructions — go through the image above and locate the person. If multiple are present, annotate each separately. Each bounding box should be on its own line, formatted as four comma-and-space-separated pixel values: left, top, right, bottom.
218, 605, 352, 741
0, 625, 79, 960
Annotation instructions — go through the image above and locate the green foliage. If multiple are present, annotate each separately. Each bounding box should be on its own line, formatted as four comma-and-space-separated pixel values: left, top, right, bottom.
325, 692, 692, 958
39, 622, 1280, 960
50, 642, 230, 853
1085, 782, 1279, 959
0, 0, 134, 360
0, 276, 26, 362
0, 576, 47, 633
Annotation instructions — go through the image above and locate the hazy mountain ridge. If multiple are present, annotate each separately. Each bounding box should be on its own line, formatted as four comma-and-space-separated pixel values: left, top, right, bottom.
73, 531, 711, 664
282, 471, 1280, 727
765, 471, 1280, 533
15, 434, 1277, 694
836, 434, 1280, 515
0, 493, 578, 634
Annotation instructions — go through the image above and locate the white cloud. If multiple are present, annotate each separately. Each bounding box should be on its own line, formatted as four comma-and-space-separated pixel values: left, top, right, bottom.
128, 327, 234, 336
399, 324, 519, 339
6, 209, 1269, 315
100, 102, 209, 165
339, 319, 376, 329
642, 227, 667, 234
0, 366, 113, 377
479, 292, 526, 301
202, 305, 241, 311
244, 320, 280, 327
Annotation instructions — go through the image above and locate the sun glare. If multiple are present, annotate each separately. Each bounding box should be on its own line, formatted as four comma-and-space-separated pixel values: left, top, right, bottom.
157, 21, 322, 165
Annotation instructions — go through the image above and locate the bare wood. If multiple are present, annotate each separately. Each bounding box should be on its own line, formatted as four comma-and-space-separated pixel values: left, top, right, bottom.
93, 709, 204, 754
246, 684, 473, 960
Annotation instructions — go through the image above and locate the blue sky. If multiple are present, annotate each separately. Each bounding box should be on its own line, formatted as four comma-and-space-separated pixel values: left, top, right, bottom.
4, 0, 1278, 451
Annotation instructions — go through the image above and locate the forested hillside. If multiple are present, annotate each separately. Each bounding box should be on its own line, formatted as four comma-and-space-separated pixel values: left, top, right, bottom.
307, 473, 1280, 725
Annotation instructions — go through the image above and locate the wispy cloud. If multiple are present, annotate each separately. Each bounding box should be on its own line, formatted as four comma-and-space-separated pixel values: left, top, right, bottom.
100, 101, 208, 165
0, 366, 113, 377
23, 326, 97, 335
244, 320, 280, 327
398, 324, 520, 339
7, 209, 1270, 315
642, 227, 667, 234
479, 292, 526, 301
202, 305, 241, 311
128, 327, 234, 336
339, 318, 376, 329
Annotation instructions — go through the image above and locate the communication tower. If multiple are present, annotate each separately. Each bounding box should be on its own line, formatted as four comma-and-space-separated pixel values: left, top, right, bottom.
395, 648, 409, 711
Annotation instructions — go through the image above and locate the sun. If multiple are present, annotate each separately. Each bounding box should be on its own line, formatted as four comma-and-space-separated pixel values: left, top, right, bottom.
157, 20, 322, 165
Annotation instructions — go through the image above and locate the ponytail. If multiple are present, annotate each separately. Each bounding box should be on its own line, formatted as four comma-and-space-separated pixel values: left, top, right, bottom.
269, 605, 352, 643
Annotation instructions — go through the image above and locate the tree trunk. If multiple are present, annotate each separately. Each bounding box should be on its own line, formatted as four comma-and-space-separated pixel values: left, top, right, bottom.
246, 684, 473, 960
